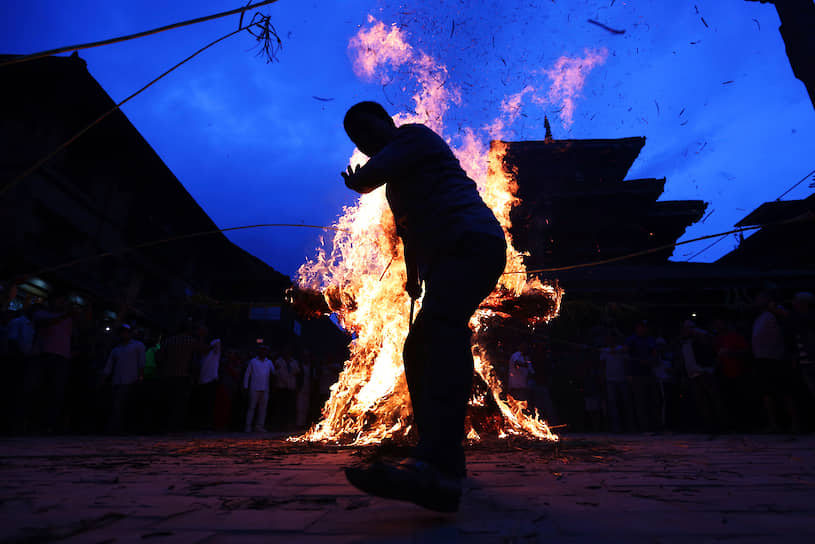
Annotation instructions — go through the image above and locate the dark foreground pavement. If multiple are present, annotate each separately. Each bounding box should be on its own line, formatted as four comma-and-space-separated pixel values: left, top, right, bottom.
1, 433, 814, 543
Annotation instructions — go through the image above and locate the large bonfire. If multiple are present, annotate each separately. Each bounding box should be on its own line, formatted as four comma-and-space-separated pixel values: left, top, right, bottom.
294, 17, 607, 445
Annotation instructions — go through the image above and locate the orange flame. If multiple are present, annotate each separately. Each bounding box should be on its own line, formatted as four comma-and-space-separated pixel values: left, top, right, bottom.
294, 17, 566, 445
536, 48, 608, 129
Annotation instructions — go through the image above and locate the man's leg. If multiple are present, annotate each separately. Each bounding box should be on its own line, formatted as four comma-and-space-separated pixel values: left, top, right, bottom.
403, 314, 429, 448
108, 384, 124, 434
413, 234, 506, 476
257, 390, 269, 430
46, 355, 70, 432
245, 391, 258, 432
802, 365, 815, 401
606, 381, 622, 432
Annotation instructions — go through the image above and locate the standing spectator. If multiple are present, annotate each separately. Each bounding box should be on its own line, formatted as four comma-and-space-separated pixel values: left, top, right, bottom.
158, 322, 201, 432
600, 334, 633, 432
306, 354, 324, 426
137, 336, 161, 433
32, 293, 76, 432
102, 324, 145, 433
7, 307, 35, 358
508, 343, 535, 403
274, 347, 301, 430
713, 318, 750, 431
143, 338, 160, 381
317, 360, 342, 419
583, 357, 605, 431
296, 350, 313, 428
244, 345, 275, 432
789, 292, 815, 405
680, 321, 725, 433
752, 290, 800, 432
625, 320, 658, 431
214, 349, 243, 431
196, 338, 222, 430
652, 335, 674, 431
5, 305, 34, 433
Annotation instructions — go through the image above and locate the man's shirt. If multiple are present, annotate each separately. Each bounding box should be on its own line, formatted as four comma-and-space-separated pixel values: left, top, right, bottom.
625, 335, 656, 377
33, 310, 72, 359
508, 351, 534, 390
274, 357, 301, 390
752, 311, 785, 360
600, 346, 626, 383
104, 340, 146, 385
7, 315, 34, 355
199, 339, 222, 384
347, 124, 505, 276
244, 357, 275, 391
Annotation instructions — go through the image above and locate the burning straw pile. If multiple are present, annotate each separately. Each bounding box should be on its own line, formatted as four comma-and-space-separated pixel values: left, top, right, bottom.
290, 16, 564, 446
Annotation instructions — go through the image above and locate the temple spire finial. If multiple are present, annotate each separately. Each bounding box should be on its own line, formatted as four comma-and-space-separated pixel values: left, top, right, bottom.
544, 116, 553, 143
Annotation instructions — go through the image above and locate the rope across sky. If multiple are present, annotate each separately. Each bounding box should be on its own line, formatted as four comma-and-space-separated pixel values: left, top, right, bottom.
19, 216, 810, 284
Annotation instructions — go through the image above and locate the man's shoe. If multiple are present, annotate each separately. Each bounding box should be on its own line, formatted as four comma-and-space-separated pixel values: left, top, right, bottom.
345, 457, 461, 513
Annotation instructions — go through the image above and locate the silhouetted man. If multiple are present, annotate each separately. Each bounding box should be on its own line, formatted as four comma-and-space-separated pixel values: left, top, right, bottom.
341, 101, 506, 512
103, 324, 145, 434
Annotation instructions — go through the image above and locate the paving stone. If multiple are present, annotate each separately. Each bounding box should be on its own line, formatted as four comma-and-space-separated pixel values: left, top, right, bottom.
2, 433, 814, 543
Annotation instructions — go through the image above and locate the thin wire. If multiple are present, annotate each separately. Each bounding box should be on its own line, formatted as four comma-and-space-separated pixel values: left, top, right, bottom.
503, 221, 808, 275
679, 166, 815, 261
0, 24, 248, 199
0, 0, 281, 68
24, 223, 348, 279
685, 232, 730, 261
25, 219, 808, 283
776, 167, 815, 201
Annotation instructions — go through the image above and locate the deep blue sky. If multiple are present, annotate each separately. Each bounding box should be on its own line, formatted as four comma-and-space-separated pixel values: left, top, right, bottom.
2, 1, 813, 277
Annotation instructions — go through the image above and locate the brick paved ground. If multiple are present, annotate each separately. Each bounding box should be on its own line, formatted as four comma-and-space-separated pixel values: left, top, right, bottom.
1, 433, 813, 543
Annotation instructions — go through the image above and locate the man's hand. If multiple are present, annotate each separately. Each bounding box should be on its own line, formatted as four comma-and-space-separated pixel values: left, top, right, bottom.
405, 279, 422, 300
341, 164, 361, 190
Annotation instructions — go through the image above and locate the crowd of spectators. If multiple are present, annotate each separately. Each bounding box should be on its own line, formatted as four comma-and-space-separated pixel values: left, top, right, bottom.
506, 288, 815, 434
3, 284, 814, 436
0, 287, 342, 436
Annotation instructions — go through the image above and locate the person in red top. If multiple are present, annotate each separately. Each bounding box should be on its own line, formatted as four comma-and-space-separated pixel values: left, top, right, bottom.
713, 318, 750, 431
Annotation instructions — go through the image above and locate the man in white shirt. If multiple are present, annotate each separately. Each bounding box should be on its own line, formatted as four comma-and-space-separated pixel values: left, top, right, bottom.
103, 324, 145, 433
752, 290, 799, 432
508, 343, 535, 403
244, 345, 275, 432
600, 334, 632, 432
680, 320, 724, 433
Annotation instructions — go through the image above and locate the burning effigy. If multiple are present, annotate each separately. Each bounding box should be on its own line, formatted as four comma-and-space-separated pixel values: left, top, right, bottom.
291, 17, 577, 446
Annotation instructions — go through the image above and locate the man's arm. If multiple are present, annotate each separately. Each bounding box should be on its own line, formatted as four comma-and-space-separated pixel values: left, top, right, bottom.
103, 350, 115, 377
35, 311, 69, 328
137, 344, 146, 380
403, 239, 421, 300
342, 128, 423, 193
243, 362, 252, 389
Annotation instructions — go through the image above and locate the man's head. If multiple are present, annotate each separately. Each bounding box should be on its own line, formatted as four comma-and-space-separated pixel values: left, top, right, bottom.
634, 320, 648, 337
118, 324, 133, 344
343, 101, 397, 156
257, 344, 270, 359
